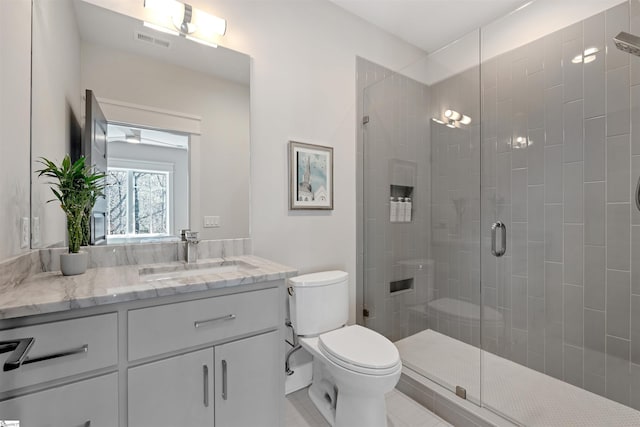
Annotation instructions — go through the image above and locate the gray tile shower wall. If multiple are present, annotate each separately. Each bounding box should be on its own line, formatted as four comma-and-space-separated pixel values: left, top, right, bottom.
455, 1, 640, 408
359, 0, 640, 410
429, 65, 482, 348
357, 58, 432, 341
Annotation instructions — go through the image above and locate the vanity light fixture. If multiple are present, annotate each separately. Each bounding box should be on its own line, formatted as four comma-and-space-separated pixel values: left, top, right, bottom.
440, 108, 472, 127
459, 114, 472, 125
143, 0, 226, 48
513, 136, 531, 149
571, 47, 599, 64
431, 117, 457, 128
444, 109, 462, 121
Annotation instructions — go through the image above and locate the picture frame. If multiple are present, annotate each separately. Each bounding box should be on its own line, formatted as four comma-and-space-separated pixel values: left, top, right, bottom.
289, 141, 334, 210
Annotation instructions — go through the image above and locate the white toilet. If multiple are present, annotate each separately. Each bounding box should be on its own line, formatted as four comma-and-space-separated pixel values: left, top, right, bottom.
288, 271, 402, 427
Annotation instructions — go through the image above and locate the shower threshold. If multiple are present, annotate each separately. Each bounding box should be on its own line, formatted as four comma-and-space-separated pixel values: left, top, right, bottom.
395, 330, 640, 427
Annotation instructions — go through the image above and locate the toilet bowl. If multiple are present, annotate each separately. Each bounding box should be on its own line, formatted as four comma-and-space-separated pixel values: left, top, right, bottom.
300, 325, 402, 427
288, 271, 402, 427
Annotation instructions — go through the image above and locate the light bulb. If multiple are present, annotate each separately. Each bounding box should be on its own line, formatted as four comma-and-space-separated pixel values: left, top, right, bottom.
444, 109, 462, 121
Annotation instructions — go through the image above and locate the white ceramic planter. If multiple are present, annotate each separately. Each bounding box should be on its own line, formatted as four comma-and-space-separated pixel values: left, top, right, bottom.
60, 251, 88, 276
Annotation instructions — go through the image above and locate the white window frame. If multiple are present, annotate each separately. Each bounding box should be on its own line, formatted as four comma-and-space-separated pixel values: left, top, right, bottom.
107, 158, 175, 241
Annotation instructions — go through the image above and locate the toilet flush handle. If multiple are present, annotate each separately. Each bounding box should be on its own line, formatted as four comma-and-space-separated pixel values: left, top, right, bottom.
287, 286, 294, 296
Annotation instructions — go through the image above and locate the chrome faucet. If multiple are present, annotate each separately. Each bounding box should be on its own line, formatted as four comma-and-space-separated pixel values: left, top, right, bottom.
182, 230, 199, 263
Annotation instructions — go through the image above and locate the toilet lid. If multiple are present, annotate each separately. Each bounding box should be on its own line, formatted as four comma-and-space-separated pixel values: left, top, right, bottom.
318, 325, 401, 375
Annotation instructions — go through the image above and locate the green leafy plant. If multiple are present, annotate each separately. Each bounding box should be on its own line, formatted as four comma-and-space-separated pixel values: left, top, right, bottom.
36, 155, 105, 253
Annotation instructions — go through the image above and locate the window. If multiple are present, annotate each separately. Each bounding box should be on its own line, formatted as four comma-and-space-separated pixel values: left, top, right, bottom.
106, 165, 172, 238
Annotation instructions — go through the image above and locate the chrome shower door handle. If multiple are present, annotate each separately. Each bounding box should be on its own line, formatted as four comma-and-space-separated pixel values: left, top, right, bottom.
636, 176, 640, 213
491, 221, 507, 257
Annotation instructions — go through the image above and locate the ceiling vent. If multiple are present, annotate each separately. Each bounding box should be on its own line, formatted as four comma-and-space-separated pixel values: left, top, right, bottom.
134, 31, 171, 49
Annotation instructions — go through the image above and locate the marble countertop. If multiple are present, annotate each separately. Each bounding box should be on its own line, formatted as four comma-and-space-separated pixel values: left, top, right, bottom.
0, 255, 297, 320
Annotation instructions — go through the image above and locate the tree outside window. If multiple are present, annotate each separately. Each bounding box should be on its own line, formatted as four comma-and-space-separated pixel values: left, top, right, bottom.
106, 168, 169, 237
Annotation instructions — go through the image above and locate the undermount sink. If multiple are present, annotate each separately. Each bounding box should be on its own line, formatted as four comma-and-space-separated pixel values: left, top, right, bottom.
139, 260, 258, 281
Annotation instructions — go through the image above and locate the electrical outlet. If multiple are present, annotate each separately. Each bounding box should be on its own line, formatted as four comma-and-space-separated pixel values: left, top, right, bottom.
203, 216, 221, 228
32, 217, 40, 246
20, 217, 29, 248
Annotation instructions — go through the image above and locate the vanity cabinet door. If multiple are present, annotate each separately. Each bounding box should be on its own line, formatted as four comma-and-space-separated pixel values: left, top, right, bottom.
214, 331, 280, 427
128, 347, 214, 427
0, 373, 117, 426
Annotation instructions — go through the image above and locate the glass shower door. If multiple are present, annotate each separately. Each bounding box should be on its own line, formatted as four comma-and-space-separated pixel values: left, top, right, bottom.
423, 29, 483, 405
360, 28, 483, 405
361, 65, 432, 343
479, 2, 637, 424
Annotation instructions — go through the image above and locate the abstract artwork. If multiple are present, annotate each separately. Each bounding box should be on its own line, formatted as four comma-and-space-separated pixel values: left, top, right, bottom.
289, 141, 333, 210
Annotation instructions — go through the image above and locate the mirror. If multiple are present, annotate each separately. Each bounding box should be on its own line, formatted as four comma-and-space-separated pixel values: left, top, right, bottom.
30, 0, 250, 248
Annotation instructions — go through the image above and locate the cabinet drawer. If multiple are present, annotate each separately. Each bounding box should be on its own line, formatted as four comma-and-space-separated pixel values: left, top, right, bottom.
128, 287, 279, 360
0, 313, 117, 394
0, 373, 118, 426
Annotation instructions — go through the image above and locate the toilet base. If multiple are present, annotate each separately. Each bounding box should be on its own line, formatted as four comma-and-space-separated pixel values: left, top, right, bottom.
305, 344, 395, 427
309, 383, 389, 427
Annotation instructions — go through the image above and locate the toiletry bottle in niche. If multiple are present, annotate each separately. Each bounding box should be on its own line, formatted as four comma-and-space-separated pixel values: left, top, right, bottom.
390, 197, 398, 222
405, 197, 412, 222
398, 197, 407, 223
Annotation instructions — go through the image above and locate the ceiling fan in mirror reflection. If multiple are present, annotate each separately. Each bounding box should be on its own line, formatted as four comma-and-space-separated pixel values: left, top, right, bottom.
143, 0, 226, 48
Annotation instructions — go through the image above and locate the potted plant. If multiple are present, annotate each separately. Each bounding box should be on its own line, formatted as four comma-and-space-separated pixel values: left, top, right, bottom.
36, 155, 105, 276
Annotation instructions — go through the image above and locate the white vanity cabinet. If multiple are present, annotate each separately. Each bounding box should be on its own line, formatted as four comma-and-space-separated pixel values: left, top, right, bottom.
0, 281, 285, 427
127, 287, 282, 427
0, 313, 118, 393
214, 331, 280, 427
0, 373, 118, 426
128, 331, 280, 427
0, 313, 119, 425
128, 348, 215, 427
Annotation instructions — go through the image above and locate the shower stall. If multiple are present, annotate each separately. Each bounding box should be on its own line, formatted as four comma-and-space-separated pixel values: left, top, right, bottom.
358, 1, 640, 424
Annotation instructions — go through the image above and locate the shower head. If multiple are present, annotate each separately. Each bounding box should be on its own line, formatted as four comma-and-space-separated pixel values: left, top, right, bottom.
613, 31, 640, 57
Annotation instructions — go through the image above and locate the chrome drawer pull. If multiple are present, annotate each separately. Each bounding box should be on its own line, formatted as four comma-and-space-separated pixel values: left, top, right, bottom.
203, 365, 209, 408
23, 344, 88, 366
222, 359, 228, 400
0, 337, 35, 371
194, 314, 236, 329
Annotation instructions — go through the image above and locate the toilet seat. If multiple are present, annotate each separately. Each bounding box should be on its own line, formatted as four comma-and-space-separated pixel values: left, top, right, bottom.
318, 325, 401, 376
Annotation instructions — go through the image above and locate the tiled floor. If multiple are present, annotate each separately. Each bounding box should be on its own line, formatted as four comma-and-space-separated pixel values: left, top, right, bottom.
397, 329, 640, 426
285, 387, 451, 427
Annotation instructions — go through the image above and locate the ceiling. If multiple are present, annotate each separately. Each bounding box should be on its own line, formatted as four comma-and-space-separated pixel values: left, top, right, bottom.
329, 0, 529, 53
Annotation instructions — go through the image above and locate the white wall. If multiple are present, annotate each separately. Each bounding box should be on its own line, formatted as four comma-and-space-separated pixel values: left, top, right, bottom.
0, 0, 32, 261
81, 41, 250, 240
84, 0, 427, 322
209, 0, 428, 323
31, 0, 82, 249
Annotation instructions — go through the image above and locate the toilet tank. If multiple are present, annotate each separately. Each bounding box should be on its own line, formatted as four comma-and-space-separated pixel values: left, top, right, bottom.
288, 271, 349, 336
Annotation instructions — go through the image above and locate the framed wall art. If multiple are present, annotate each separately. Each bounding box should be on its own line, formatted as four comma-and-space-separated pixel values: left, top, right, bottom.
289, 141, 333, 210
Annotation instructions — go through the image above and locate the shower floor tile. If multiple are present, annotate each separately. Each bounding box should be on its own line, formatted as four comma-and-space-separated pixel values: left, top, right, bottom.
285, 387, 451, 427
396, 329, 640, 426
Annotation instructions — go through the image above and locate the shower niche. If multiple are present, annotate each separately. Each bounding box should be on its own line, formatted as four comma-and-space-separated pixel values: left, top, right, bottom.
389, 185, 414, 223
389, 277, 414, 295
389, 159, 417, 223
